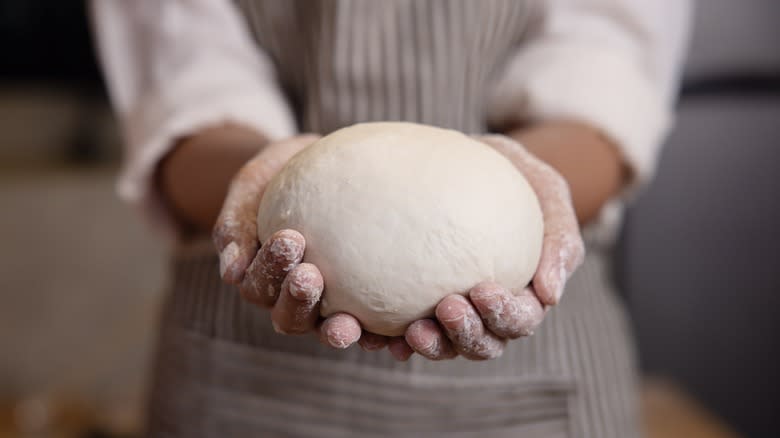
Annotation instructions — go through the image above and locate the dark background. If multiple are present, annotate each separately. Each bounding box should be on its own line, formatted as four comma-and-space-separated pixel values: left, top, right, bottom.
0, 1, 778, 437
617, 2, 780, 437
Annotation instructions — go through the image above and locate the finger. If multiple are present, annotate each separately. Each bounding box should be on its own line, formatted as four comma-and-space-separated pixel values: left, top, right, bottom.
477, 135, 585, 305
358, 332, 389, 351
469, 282, 545, 338
436, 295, 505, 360
213, 161, 273, 284
239, 229, 305, 307
533, 230, 585, 306
388, 337, 414, 361
405, 319, 457, 360
213, 134, 319, 284
319, 312, 362, 349
270, 263, 324, 334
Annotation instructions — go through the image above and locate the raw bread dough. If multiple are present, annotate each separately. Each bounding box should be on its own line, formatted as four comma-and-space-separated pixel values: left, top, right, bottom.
256, 122, 543, 336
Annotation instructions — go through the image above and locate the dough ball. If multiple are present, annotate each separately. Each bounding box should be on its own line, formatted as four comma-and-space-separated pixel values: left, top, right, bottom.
257, 122, 543, 336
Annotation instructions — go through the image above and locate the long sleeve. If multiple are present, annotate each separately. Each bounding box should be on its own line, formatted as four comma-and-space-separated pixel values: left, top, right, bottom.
91, 0, 296, 233
488, 0, 693, 195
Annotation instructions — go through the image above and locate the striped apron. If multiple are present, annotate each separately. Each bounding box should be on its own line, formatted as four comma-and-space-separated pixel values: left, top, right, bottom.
147, 1, 641, 436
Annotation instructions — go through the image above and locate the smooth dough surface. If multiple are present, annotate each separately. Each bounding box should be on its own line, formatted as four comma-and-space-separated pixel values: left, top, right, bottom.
257, 122, 543, 336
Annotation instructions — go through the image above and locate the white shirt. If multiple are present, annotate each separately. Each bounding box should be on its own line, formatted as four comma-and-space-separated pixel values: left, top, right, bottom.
91, 0, 692, 239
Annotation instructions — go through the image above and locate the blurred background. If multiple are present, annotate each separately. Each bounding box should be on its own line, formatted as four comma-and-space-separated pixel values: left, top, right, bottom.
0, 1, 777, 437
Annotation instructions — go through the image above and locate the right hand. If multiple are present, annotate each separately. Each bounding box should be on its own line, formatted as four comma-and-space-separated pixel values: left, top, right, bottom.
212, 134, 366, 349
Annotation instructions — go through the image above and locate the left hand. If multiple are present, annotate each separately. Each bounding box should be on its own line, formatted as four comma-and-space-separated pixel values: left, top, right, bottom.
390, 134, 586, 361
214, 134, 364, 348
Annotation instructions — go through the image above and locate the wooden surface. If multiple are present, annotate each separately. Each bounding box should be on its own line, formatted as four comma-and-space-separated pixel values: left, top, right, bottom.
0, 378, 741, 437
642, 378, 742, 438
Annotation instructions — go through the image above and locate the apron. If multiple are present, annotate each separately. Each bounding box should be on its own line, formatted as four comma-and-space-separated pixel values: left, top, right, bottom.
147, 1, 641, 436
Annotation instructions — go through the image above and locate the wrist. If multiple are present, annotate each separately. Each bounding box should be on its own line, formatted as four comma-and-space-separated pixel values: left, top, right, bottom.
157, 123, 269, 233
504, 120, 627, 225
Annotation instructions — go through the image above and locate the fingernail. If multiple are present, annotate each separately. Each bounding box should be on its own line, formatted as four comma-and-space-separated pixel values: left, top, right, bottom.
419, 336, 440, 357
436, 296, 468, 324
328, 333, 352, 349
219, 241, 239, 279
324, 323, 360, 349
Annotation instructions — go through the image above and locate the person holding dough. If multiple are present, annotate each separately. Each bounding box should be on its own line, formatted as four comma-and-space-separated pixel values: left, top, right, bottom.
92, 1, 691, 436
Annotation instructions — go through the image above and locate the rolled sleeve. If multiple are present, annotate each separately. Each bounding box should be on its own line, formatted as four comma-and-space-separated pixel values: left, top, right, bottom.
91, 0, 296, 234
488, 0, 692, 195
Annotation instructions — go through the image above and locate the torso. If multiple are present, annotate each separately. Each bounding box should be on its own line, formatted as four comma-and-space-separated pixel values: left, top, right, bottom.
235, 0, 536, 133
146, 3, 642, 436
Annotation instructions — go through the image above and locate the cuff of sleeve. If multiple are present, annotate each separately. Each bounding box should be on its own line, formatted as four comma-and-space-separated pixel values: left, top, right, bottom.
487, 41, 672, 196
117, 91, 296, 239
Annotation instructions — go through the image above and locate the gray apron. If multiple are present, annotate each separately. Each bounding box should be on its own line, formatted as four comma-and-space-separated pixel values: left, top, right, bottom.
147, 1, 641, 436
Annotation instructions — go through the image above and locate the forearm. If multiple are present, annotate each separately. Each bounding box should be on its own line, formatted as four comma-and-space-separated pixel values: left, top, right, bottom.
157, 124, 269, 233
506, 121, 628, 225
158, 120, 623, 232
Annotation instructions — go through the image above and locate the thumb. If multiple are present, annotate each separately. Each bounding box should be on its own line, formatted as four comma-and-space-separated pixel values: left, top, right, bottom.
475, 134, 584, 305
213, 134, 319, 284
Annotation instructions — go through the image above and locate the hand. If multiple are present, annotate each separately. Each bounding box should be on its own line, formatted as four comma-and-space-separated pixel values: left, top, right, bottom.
213, 134, 365, 348
214, 132, 584, 361
401, 134, 586, 361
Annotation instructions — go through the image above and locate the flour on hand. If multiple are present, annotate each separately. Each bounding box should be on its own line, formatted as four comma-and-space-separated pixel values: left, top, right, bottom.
257, 122, 543, 336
